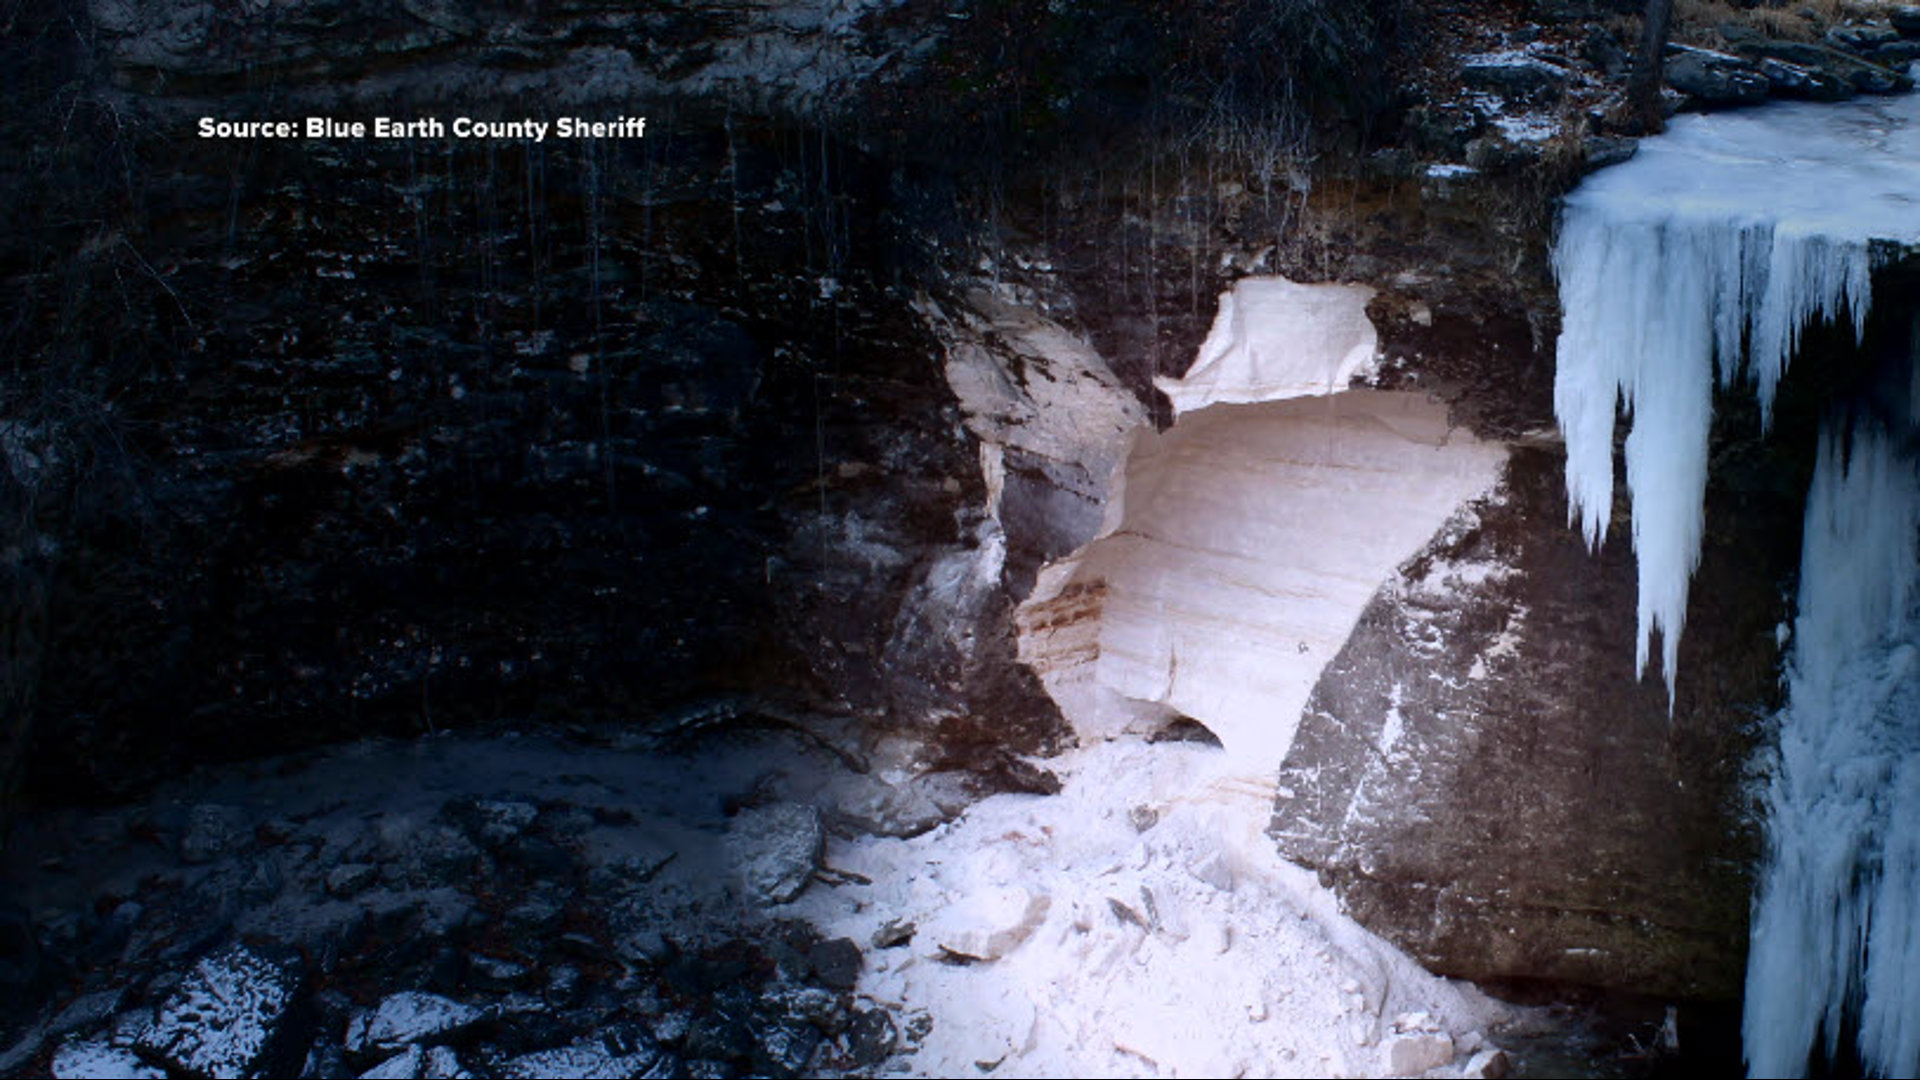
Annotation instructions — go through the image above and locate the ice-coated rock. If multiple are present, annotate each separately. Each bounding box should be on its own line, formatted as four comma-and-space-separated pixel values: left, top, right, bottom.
137, 943, 303, 1078
725, 803, 823, 905
926, 886, 1051, 961
50, 1038, 164, 1079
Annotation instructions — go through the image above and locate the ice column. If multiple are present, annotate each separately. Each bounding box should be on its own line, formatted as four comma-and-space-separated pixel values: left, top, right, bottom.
1744, 416, 1920, 1078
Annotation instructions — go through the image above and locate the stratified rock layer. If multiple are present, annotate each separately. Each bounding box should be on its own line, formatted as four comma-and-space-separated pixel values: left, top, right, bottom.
1020, 391, 1506, 772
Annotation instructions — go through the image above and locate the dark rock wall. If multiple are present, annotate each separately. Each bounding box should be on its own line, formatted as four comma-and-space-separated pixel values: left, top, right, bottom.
2, 73, 1058, 799
5, 0, 1432, 801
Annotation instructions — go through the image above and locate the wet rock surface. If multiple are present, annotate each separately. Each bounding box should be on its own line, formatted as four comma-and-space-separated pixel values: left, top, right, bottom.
83, 0, 925, 115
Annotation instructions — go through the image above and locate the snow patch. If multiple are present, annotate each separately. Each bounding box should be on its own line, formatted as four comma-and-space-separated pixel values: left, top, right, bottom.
1492, 112, 1559, 143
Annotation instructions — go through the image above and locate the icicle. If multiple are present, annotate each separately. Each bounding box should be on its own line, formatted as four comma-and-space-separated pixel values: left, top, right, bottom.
1744, 419, 1920, 1079
1554, 91, 1920, 1076
1551, 98, 1897, 704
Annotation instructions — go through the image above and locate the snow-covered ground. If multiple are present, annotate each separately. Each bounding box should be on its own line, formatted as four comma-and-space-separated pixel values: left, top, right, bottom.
794, 738, 1521, 1079
5, 719, 1543, 1079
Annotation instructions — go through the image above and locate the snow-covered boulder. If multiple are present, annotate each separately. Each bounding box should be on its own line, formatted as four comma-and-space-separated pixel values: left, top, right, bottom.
137, 944, 304, 1079
726, 803, 824, 906
498, 1035, 672, 1079
349, 992, 487, 1053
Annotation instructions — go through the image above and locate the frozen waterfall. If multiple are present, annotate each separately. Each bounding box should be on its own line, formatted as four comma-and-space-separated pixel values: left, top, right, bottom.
1551, 93, 1920, 703
1552, 88, 1920, 1078
1745, 412, 1920, 1078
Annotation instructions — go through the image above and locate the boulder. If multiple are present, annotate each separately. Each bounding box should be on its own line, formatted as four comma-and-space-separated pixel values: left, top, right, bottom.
1460, 55, 1572, 104
806, 938, 862, 990
498, 1035, 673, 1079
725, 804, 823, 906
1017, 389, 1506, 774
137, 943, 305, 1079
326, 863, 379, 898
1466, 1047, 1513, 1079
1666, 50, 1771, 105
1271, 447, 1783, 999
755, 1016, 822, 1077
358, 1044, 474, 1079
180, 804, 253, 864
1894, 6, 1920, 36
49, 1039, 164, 1079
1752, 57, 1855, 101
843, 1006, 899, 1070
1386, 1031, 1454, 1074
1871, 40, 1920, 66
1827, 24, 1902, 52
350, 992, 486, 1053
1734, 39, 1911, 94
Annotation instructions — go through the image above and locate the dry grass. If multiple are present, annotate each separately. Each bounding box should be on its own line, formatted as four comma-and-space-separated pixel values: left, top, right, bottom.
1673, 0, 1900, 42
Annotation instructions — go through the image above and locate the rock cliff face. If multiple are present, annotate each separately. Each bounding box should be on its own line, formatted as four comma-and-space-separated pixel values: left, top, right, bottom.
1018, 388, 1508, 773
84, 0, 921, 113
5, 0, 1911, 1017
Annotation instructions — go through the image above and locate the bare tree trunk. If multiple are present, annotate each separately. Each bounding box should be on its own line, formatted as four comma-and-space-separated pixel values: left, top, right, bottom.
1628, 0, 1676, 133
